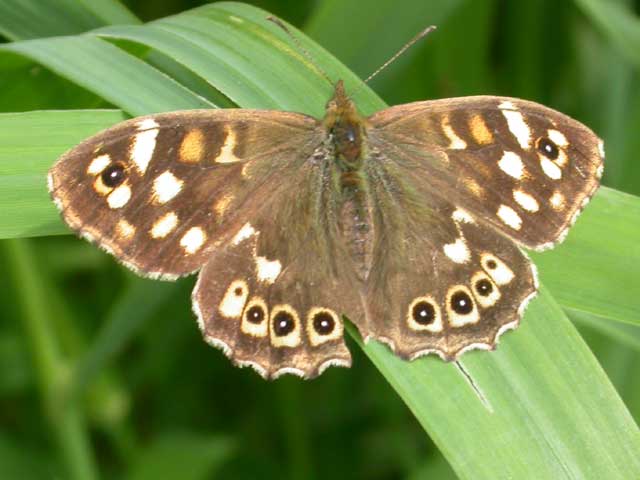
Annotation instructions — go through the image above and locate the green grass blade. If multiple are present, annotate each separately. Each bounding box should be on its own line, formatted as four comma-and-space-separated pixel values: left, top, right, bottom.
1, 36, 214, 116
533, 187, 640, 326
77, 0, 140, 26
353, 287, 640, 478
0, 0, 130, 40
0, 110, 126, 239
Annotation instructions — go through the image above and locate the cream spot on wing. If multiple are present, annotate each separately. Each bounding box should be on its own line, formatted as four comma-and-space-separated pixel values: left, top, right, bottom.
107, 185, 131, 209
130, 122, 159, 174
241, 296, 269, 337
153, 171, 183, 204
179, 129, 205, 164
87, 154, 111, 175
498, 151, 524, 179
497, 204, 522, 230
219, 280, 249, 318
307, 307, 343, 346
180, 227, 206, 254
469, 114, 493, 144
452, 209, 474, 224
513, 189, 539, 212
94, 176, 112, 196
596, 163, 604, 179
270, 305, 301, 348
443, 238, 470, 264
550, 191, 565, 210
555, 150, 569, 167
470, 271, 501, 309
138, 118, 159, 130
500, 101, 531, 149
481, 253, 515, 285
407, 296, 442, 333
116, 219, 135, 240
547, 129, 568, 147
598, 140, 605, 159
446, 286, 479, 327
540, 157, 562, 179
442, 115, 467, 149
255, 256, 281, 284
215, 128, 241, 163
150, 212, 178, 238
232, 223, 256, 245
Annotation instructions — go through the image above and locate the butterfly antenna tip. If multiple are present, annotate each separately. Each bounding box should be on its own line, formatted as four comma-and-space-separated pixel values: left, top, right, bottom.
363, 25, 437, 85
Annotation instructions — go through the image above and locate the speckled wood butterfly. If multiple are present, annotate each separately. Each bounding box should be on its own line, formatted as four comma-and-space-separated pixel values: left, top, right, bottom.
48, 60, 603, 379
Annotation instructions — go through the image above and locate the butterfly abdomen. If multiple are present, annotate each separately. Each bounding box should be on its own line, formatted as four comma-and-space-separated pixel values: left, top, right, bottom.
339, 173, 374, 281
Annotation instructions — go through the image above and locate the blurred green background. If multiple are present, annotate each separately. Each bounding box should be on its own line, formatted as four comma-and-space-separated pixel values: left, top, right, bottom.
1, 1, 639, 479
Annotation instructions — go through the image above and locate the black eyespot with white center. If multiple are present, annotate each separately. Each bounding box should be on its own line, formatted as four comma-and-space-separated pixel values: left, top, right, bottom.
313, 312, 335, 335
475, 279, 493, 297
412, 301, 436, 325
273, 311, 295, 336
245, 305, 265, 324
101, 163, 126, 188
451, 290, 474, 315
537, 137, 559, 160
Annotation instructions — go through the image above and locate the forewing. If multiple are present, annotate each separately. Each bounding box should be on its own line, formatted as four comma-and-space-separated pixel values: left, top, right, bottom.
49, 110, 318, 278
369, 96, 604, 250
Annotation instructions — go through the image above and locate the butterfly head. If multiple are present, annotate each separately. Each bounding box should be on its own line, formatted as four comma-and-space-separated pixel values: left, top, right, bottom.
323, 81, 367, 169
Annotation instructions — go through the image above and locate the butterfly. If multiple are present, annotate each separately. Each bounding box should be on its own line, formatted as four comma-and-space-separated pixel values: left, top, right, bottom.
48, 75, 603, 379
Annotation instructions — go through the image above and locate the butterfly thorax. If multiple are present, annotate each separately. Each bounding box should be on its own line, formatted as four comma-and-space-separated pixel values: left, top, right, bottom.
323, 81, 368, 171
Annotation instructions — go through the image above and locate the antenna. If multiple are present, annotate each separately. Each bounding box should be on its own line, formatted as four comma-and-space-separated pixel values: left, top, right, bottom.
362, 25, 437, 84
267, 16, 333, 85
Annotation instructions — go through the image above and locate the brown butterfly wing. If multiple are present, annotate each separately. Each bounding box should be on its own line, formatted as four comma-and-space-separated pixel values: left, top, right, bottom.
351, 96, 602, 360
192, 143, 363, 378
361, 156, 537, 359
49, 110, 319, 279
368, 96, 604, 250
50, 109, 362, 378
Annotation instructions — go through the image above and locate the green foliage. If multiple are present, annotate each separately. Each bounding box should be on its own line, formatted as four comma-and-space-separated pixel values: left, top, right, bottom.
0, 1, 639, 479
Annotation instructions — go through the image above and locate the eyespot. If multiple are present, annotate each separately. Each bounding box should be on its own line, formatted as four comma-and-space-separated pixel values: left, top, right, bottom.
413, 301, 436, 325
270, 305, 301, 348
470, 271, 501, 308
313, 311, 335, 334
241, 296, 268, 337
475, 279, 493, 296
246, 305, 265, 324
101, 163, 127, 188
450, 290, 474, 315
536, 137, 559, 160
446, 286, 479, 327
407, 296, 443, 332
273, 311, 295, 336
307, 307, 343, 346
